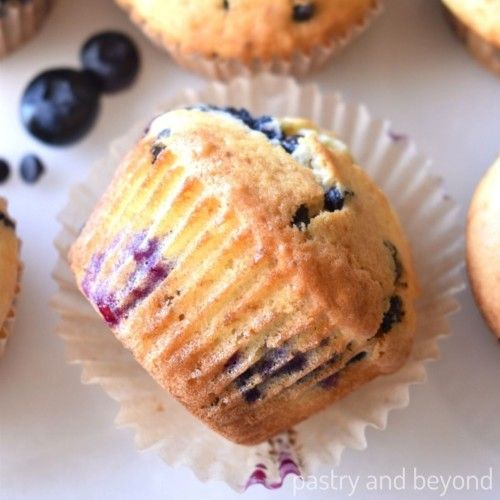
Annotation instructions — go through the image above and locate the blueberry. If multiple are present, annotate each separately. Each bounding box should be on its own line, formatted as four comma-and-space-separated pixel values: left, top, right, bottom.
324, 186, 347, 212
151, 143, 165, 163
253, 347, 288, 377
293, 3, 315, 22
243, 387, 261, 404
292, 204, 310, 229
274, 352, 307, 377
81, 32, 140, 93
21, 68, 100, 145
20, 154, 45, 184
234, 368, 254, 389
157, 128, 171, 140
222, 106, 254, 127
281, 134, 302, 154
379, 295, 404, 334
252, 115, 283, 141
0, 159, 10, 184
224, 351, 241, 372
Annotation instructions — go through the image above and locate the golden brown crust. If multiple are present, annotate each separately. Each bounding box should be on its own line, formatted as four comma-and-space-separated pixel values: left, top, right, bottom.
70, 108, 418, 444
443, 0, 500, 46
115, 0, 379, 63
443, 0, 500, 74
0, 198, 20, 356
466, 157, 500, 339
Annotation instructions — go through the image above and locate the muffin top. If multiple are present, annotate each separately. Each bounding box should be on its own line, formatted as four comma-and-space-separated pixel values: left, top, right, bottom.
443, 0, 500, 45
115, 0, 379, 61
0, 198, 19, 337
71, 106, 417, 341
467, 157, 500, 338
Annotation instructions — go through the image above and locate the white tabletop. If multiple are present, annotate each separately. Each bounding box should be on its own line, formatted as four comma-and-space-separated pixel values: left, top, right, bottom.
0, 0, 499, 499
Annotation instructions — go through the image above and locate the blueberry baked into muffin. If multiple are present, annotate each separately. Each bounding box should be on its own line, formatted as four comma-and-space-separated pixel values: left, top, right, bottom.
0, 0, 52, 58
70, 106, 418, 444
115, 0, 381, 78
442, 0, 500, 75
0, 198, 20, 357
467, 157, 500, 339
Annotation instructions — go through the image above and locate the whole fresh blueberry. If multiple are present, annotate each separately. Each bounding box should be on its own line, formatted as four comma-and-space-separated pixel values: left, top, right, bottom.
20, 154, 45, 184
21, 68, 100, 145
81, 32, 140, 93
0, 159, 10, 184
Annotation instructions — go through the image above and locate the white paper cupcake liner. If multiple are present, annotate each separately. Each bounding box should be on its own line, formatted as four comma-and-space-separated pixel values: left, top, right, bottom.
0, 0, 52, 59
116, 0, 382, 80
52, 74, 464, 491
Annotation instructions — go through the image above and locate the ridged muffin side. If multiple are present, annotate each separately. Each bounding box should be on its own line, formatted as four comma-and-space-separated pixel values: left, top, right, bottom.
0, 198, 20, 356
69, 107, 418, 444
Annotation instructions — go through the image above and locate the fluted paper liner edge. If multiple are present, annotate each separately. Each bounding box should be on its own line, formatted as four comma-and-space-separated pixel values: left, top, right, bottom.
116, 0, 382, 80
52, 74, 464, 492
0, 0, 52, 59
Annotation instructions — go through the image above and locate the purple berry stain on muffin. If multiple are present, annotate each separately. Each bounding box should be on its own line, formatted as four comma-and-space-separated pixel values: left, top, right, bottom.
378, 295, 404, 334
384, 240, 403, 284
317, 372, 339, 389
82, 235, 174, 327
347, 351, 367, 365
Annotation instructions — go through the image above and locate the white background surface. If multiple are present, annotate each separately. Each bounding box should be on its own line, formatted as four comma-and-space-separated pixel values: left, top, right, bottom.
0, 0, 499, 499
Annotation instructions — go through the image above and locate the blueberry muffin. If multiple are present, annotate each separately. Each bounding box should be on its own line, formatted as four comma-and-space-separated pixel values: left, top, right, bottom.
0, 199, 20, 357
0, 0, 52, 58
69, 106, 418, 444
442, 0, 500, 75
467, 157, 500, 339
115, 0, 381, 79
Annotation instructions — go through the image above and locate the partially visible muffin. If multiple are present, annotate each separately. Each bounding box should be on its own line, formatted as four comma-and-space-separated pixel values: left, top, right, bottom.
115, 0, 381, 79
69, 106, 418, 444
0, 198, 20, 357
0, 0, 53, 59
442, 0, 500, 75
467, 157, 500, 339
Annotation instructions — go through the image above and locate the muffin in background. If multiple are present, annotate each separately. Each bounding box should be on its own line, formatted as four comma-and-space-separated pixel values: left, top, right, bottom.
114, 0, 381, 79
69, 106, 418, 444
0, 0, 52, 59
442, 0, 500, 75
467, 157, 500, 339
0, 198, 20, 357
